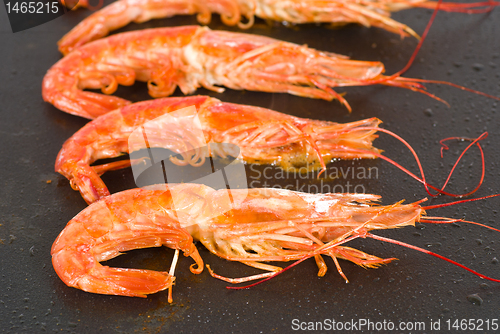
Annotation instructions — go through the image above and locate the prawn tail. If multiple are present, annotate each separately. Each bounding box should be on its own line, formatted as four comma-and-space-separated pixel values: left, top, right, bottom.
366, 233, 500, 283
62, 163, 111, 204
43, 82, 131, 119
52, 248, 175, 298
51, 199, 205, 299
58, 14, 111, 55
42, 55, 134, 118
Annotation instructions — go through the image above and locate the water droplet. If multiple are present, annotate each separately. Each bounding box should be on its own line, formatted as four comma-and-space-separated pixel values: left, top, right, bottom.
467, 294, 483, 305
472, 63, 484, 71
491, 257, 498, 264
480, 283, 489, 290
423, 108, 433, 117
475, 239, 483, 245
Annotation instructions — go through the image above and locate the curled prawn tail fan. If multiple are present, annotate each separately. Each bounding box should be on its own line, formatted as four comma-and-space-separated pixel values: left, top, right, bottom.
58, 162, 111, 204
42, 50, 133, 119
52, 248, 174, 298
51, 190, 205, 298
57, 13, 111, 56
58, 0, 134, 55
58, 0, 196, 55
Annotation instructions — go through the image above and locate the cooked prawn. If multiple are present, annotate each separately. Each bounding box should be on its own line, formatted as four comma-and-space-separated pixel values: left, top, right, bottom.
43, 25, 445, 119
51, 183, 500, 298
55, 95, 381, 204
55, 95, 492, 205
59, 0, 500, 55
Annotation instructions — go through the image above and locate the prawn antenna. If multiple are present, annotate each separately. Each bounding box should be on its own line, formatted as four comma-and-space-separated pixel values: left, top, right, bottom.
420, 194, 500, 233
338, 127, 487, 198
416, 0, 500, 14
422, 193, 500, 210
366, 233, 500, 283
363, 0, 500, 103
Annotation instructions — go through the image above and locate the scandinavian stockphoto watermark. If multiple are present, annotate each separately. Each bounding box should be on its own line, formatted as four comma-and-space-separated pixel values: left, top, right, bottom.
127, 105, 379, 221
248, 164, 379, 194
128, 105, 248, 223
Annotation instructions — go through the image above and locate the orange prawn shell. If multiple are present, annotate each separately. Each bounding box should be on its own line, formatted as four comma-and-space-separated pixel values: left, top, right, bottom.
51, 187, 204, 297
55, 95, 381, 204
51, 185, 425, 297
44, 26, 419, 119
57, 0, 428, 55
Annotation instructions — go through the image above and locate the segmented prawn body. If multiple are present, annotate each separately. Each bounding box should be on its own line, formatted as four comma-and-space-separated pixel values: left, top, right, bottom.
51, 183, 424, 298
55, 95, 381, 204
43, 25, 429, 119
59, 0, 496, 54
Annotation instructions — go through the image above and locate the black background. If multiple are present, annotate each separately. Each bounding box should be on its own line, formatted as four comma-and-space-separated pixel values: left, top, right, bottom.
0, 1, 499, 333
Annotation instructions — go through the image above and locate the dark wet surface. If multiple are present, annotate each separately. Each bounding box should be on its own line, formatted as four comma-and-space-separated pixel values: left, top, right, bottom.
0, 1, 499, 333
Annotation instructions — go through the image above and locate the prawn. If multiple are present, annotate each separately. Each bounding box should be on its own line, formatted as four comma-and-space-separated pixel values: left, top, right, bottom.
51, 183, 500, 299
55, 94, 490, 205
58, 0, 500, 55
55, 95, 381, 204
43, 25, 450, 119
